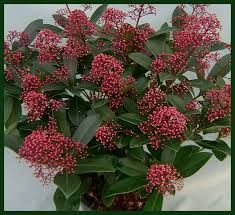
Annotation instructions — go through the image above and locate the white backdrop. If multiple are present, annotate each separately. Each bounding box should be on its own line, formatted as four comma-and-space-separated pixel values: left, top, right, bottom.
4, 4, 231, 211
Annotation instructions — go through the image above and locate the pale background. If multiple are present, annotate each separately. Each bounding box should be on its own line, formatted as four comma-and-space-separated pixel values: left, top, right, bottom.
4, 4, 231, 211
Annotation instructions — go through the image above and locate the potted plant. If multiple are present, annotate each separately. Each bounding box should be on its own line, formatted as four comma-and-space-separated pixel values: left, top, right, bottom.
4, 4, 231, 211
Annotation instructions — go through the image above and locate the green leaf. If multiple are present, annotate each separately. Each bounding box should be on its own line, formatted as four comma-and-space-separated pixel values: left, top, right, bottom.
54, 109, 71, 137
64, 57, 77, 82
77, 82, 99, 91
184, 129, 203, 142
172, 6, 187, 28
149, 26, 178, 38
128, 147, 145, 161
116, 135, 130, 148
92, 101, 116, 122
31, 61, 56, 75
143, 191, 163, 211
135, 76, 149, 94
161, 147, 176, 163
104, 177, 146, 198
180, 152, 212, 177
4, 95, 14, 124
167, 94, 186, 112
23, 19, 43, 43
90, 4, 108, 23
68, 98, 86, 126
72, 111, 102, 144
54, 173, 81, 199
118, 113, 143, 125
174, 145, 200, 171
209, 54, 231, 77
117, 157, 147, 177
53, 188, 80, 211
129, 52, 152, 71
5, 98, 22, 129
209, 42, 228, 52
42, 24, 63, 34
92, 99, 109, 109
52, 14, 67, 28
124, 98, 137, 113
162, 139, 181, 152
76, 155, 116, 174
190, 79, 215, 90
41, 83, 66, 92
216, 75, 225, 89
196, 140, 231, 156
4, 129, 23, 153
159, 72, 176, 82
213, 150, 227, 161
130, 135, 149, 148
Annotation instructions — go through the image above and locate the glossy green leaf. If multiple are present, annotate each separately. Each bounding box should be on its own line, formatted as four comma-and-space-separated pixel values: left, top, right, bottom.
92, 102, 116, 122
75, 155, 116, 174
4, 95, 14, 124
118, 113, 143, 125
54, 109, 71, 137
72, 111, 102, 144
117, 157, 147, 177
162, 139, 181, 152
128, 147, 145, 161
116, 135, 130, 148
135, 76, 149, 94
42, 24, 63, 34
41, 83, 66, 92
143, 191, 163, 211
129, 52, 152, 70
209, 54, 231, 77
209, 42, 228, 52
149, 26, 178, 38
54, 173, 81, 199
159, 72, 176, 82
124, 98, 138, 113
213, 150, 227, 161
180, 152, 212, 177
4, 129, 23, 153
52, 14, 68, 28
130, 135, 149, 148
104, 176, 146, 198
167, 94, 186, 112
77, 82, 99, 91
161, 147, 176, 163
90, 4, 108, 23
23, 19, 43, 43
216, 75, 225, 89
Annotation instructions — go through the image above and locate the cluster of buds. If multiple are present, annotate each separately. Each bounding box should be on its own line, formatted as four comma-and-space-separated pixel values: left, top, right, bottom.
145, 163, 184, 195
170, 80, 190, 95
205, 84, 231, 122
139, 106, 188, 149
18, 119, 87, 184
43, 66, 69, 85
95, 123, 122, 150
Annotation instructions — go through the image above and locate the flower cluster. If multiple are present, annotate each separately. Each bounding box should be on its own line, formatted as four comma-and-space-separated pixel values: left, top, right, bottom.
145, 163, 184, 195
34, 29, 61, 63
171, 80, 190, 95
205, 84, 231, 122
96, 123, 122, 150
5, 30, 30, 47
139, 106, 188, 149
43, 66, 69, 85
18, 119, 87, 184
137, 87, 166, 114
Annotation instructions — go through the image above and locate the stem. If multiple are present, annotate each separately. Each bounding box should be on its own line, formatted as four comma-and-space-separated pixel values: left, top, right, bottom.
135, 5, 144, 27
66, 4, 72, 14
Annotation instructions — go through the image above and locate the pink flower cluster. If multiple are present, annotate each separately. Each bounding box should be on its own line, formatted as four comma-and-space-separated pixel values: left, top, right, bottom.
185, 100, 200, 110
84, 54, 135, 109
43, 66, 69, 85
6, 30, 30, 47
34, 29, 61, 63
95, 123, 122, 150
171, 80, 190, 95
145, 163, 183, 195
139, 106, 188, 149
18, 119, 87, 184
206, 84, 231, 122
137, 87, 166, 115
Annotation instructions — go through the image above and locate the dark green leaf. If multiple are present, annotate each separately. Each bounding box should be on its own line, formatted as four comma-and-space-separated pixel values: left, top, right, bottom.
4, 129, 23, 153
104, 177, 146, 198
53, 188, 80, 211
52, 14, 68, 28
90, 4, 108, 23
23, 19, 43, 43
54, 173, 81, 199
167, 94, 186, 112
54, 109, 71, 137
149, 26, 178, 38
64, 57, 77, 82
118, 113, 143, 125
184, 129, 203, 142
73, 111, 102, 144
159, 72, 176, 82
209, 54, 231, 77
196, 140, 231, 156
92, 99, 109, 109
4, 95, 14, 124
135, 76, 149, 94
162, 139, 181, 152
77, 82, 99, 91
209, 42, 228, 52
216, 75, 225, 89
143, 191, 163, 211
42, 24, 63, 34
116, 135, 130, 148
124, 98, 138, 113
172, 6, 187, 28
129, 52, 152, 71
41, 83, 66, 92
161, 147, 176, 163
130, 135, 149, 148
117, 157, 147, 177
190, 79, 215, 90
128, 147, 145, 161
75, 155, 116, 174
213, 150, 227, 161
68, 98, 86, 126
180, 152, 212, 177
